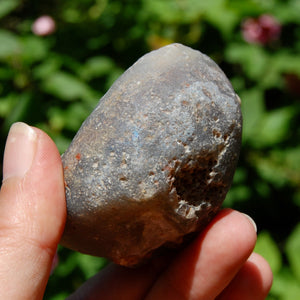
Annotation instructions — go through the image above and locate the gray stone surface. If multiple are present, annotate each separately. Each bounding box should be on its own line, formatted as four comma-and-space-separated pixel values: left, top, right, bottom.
60, 43, 242, 266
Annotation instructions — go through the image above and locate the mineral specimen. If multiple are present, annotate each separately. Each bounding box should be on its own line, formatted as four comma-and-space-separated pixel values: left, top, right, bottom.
61, 43, 242, 266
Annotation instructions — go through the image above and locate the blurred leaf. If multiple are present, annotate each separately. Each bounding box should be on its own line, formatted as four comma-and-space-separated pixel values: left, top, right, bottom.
272, 52, 300, 76
47, 292, 69, 300
0, 66, 14, 80
225, 44, 269, 81
232, 167, 248, 184
47, 107, 66, 132
19, 36, 48, 64
273, 0, 300, 24
206, 4, 239, 37
0, 30, 21, 60
80, 56, 115, 81
286, 223, 300, 282
0, 0, 19, 19
52, 134, 72, 154
76, 254, 107, 279
240, 88, 265, 143
254, 180, 271, 198
228, 0, 263, 15
33, 56, 62, 79
41, 71, 95, 101
142, 0, 227, 24
0, 94, 18, 118
254, 231, 282, 274
48, 102, 92, 132
243, 104, 294, 149
142, 0, 197, 24
253, 155, 288, 187
105, 67, 124, 90
54, 251, 107, 280
254, 107, 294, 148
2, 93, 32, 132
254, 52, 300, 89
224, 168, 252, 207
224, 185, 251, 207
250, 147, 300, 188
271, 267, 300, 299
273, 147, 300, 184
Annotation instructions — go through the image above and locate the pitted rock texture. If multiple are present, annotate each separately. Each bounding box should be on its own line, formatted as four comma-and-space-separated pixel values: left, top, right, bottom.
61, 43, 242, 267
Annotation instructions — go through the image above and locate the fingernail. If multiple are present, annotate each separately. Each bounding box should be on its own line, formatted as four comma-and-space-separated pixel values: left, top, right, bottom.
3, 122, 37, 181
242, 213, 257, 233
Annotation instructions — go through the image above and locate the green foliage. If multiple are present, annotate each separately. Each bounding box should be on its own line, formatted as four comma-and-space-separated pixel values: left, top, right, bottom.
255, 231, 282, 274
286, 223, 300, 282
0, 0, 299, 298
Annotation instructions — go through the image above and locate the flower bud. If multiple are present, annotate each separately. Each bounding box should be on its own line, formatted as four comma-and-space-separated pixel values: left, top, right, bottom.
32, 15, 56, 36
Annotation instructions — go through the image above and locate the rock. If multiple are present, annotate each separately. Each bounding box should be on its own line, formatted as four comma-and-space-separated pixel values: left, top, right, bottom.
60, 43, 242, 267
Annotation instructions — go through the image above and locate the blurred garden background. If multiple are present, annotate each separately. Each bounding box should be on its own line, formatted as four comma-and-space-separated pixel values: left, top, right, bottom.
0, 0, 300, 299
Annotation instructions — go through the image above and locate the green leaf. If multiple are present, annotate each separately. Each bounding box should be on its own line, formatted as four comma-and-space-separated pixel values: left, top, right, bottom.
19, 36, 48, 64
0, 0, 19, 19
54, 251, 78, 277
48, 102, 92, 132
224, 185, 251, 207
41, 71, 95, 101
2, 93, 32, 132
206, 3, 239, 37
257, 52, 300, 89
33, 56, 62, 79
0, 94, 18, 118
225, 44, 269, 81
272, 52, 300, 76
286, 223, 300, 282
0, 66, 14, 80
76, 254, 107, 279
254, 107, 294, 148
228, 0, 263, 15
270, 267, 300, 299
240, 88, 265, 144
249, 147, 300, 187
254, 231, 282, 274
80, 56, 115, 81
142, 0, 226, 24
273, 0, 300, 24
0, 30, 21, 60
47, 292, 69, 300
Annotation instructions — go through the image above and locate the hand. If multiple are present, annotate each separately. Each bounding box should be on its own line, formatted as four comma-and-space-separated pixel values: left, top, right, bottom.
0, 122, 273, 299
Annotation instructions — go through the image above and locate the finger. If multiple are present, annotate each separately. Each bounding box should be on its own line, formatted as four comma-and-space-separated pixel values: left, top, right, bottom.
68, 209, 257, 300
0, 122, 66, 299
145, 209, 257, 300
67, 254, 172, 300
216, 252, 273, 300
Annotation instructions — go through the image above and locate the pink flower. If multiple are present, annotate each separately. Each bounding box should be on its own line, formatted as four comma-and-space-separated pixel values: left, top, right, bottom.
32, 15, 56, 36
242, 14, 281, 45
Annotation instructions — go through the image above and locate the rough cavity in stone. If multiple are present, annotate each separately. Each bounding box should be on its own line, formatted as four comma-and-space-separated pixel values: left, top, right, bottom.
60, 43, 243, 267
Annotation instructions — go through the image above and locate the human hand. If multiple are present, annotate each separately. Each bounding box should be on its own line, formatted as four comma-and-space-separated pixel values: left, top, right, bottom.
0, 122, 273, 299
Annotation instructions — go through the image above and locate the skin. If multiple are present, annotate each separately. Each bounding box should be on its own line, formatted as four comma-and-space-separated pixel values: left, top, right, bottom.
0, 122, 273, 299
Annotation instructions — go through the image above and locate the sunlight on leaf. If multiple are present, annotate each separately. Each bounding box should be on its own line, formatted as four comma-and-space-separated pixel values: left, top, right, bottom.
254, 231, 282, 274
286, 223, 300, 283
0, 0, 19, 19
0, 30, 21, 59
42, 71, 95, 101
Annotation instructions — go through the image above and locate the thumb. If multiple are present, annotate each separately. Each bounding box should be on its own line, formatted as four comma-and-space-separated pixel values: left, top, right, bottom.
0, 122, 66, 299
